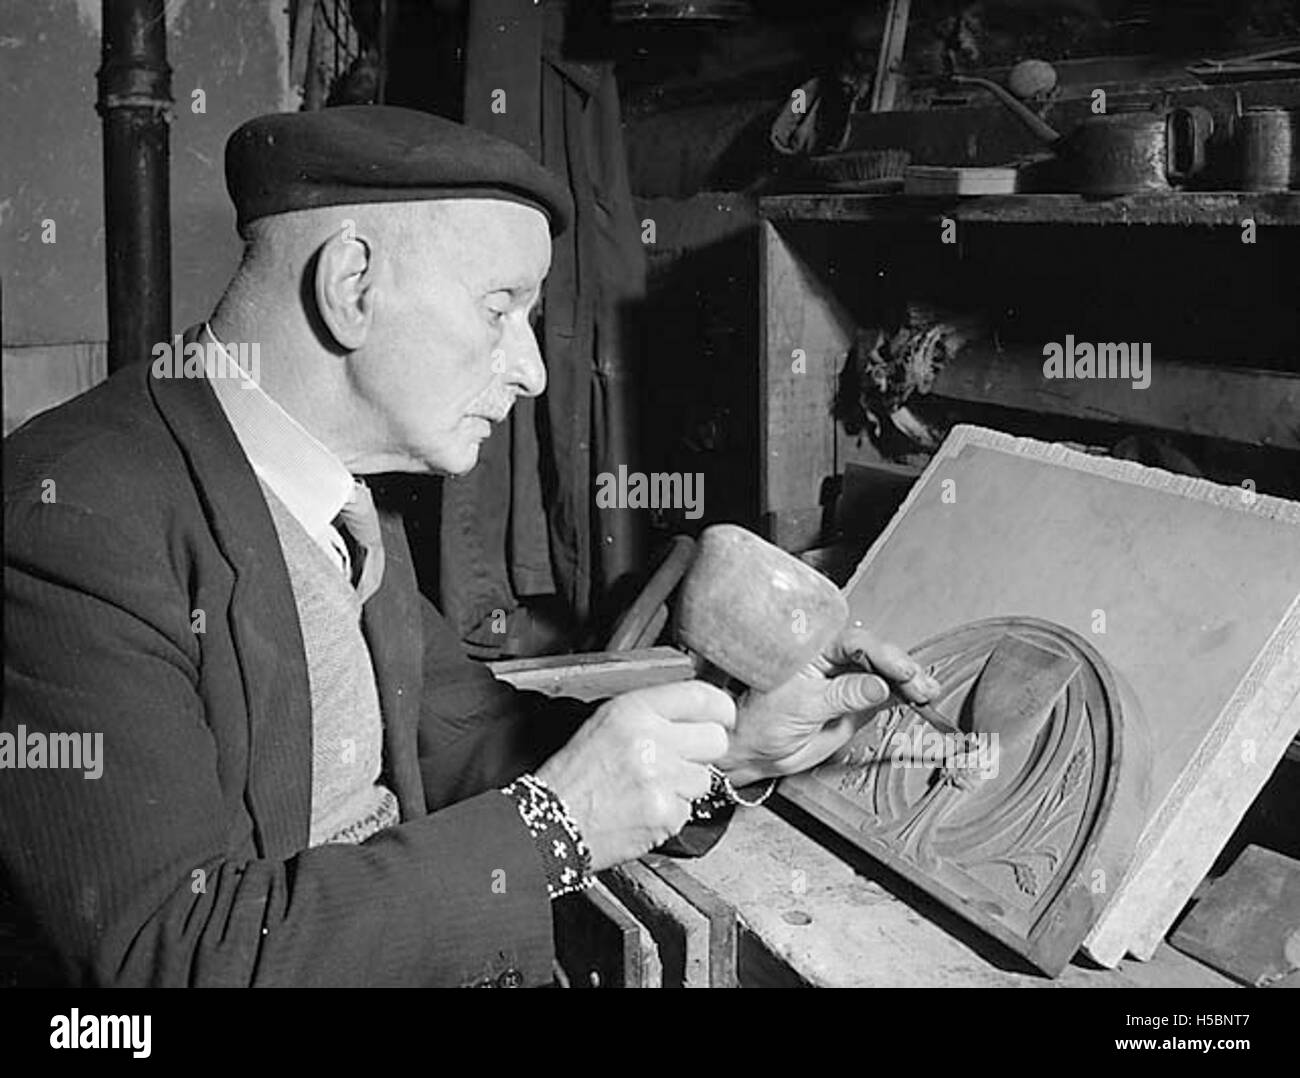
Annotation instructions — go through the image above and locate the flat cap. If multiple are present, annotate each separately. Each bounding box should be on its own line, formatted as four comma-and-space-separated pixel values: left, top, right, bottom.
225, 105, 572, 235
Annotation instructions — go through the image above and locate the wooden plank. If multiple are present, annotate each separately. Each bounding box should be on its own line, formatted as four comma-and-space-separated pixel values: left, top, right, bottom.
834, 461, 918, 542
1170, 844, 1300, 987
670, 805, 1234, 986
643, 854, 739, 987
931, 346, 1300, 452
552, 881, 662, 988
868, 0, 911, 114
760, 220, 850, 551
801, 424, 1300, 968
603, 862, 711, 987
461, 0, 543, 159
551, 889, 623, 988
738, 924, 816, 987
288, 0, 316, 101
762, 507, 828, 554
488, 646, 695, 702
599, 881, 662, 988
903, 165, 1019, 195
760, 192, 1300, 227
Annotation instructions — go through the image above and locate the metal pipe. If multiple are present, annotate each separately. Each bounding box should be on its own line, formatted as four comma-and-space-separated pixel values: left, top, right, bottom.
97, 0, 173, 373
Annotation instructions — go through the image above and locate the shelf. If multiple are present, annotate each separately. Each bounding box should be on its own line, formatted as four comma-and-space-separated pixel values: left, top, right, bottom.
760, 191, 1300, 227
931, 345, 1300, 451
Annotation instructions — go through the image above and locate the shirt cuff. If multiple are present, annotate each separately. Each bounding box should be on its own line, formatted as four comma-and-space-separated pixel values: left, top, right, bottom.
499, 773, 594, 900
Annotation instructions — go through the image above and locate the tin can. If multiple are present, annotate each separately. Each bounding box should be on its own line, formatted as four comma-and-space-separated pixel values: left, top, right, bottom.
1238, 107, 1293, 191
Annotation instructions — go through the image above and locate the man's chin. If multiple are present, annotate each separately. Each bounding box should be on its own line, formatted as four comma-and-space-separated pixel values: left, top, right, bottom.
434, 443, 482, 478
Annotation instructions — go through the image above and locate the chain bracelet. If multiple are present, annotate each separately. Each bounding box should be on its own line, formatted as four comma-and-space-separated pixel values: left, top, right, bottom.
709, 765, 778, 808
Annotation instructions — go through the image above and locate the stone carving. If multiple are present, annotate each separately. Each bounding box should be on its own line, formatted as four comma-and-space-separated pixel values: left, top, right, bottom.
780, 616, 1149, 976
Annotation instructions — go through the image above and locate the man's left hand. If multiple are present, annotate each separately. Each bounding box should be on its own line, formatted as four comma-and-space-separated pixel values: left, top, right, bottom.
718, 625, 943, 788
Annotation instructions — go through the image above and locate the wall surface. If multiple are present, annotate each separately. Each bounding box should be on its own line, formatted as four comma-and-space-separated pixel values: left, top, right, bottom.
1, 0, 291, 432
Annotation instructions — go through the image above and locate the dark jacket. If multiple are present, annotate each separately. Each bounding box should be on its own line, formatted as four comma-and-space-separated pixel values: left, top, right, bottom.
2, 357, 613, 987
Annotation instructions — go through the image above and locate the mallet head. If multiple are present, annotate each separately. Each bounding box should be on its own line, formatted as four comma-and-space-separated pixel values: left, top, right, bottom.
675, 524, 849, 692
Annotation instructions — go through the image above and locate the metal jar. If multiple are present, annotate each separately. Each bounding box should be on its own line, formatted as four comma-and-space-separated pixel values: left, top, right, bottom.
1237, 107, 1294, 192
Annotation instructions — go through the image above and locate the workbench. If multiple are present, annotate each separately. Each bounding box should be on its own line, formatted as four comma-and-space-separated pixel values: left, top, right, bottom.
497, 649, 1235, 987
667, 801, 1233, 987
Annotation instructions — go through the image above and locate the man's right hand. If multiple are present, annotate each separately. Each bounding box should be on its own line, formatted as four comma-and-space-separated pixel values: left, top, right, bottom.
535, 680, 735, 873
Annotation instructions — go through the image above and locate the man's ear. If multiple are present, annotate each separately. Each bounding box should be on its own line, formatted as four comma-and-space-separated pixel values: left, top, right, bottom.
314, 221, 377, 351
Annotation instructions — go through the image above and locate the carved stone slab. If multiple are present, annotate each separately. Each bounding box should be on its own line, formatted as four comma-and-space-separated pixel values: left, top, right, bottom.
782, 424, 1300, 970
782, 616, 1150, 976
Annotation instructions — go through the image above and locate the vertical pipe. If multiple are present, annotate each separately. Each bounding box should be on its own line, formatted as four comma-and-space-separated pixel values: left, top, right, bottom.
97, 0, 173, 373
377, 0, 389, 104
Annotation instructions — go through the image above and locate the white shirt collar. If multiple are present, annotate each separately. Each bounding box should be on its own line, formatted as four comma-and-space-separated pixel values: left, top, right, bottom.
202, 324, 356, 543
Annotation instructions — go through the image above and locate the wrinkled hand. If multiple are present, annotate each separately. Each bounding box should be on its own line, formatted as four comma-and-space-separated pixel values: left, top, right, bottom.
536, 680, 735, 873
719, 626, 942, 787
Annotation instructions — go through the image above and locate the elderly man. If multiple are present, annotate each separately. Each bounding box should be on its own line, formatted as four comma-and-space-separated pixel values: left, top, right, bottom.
1, 107, 938, 987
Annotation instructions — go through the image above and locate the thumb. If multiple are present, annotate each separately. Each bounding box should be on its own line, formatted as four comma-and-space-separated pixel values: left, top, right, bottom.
766, 712, 864, 777
823, 672, 891, 715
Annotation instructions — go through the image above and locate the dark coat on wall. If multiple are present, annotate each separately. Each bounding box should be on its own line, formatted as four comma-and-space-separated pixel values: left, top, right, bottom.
437, 0, 648, 650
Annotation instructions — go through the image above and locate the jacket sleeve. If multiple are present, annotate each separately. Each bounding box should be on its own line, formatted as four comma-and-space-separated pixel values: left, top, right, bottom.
413, 596, 734, 857
1, 498, 553, 988
415, 597, 592, 810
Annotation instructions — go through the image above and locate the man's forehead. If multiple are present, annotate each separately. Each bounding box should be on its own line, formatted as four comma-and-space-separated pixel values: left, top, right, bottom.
434, 197, 551, 233
416, 198, 552, 281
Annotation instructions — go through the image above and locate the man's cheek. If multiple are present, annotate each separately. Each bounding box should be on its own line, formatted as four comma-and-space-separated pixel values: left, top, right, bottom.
482, 338, 506, 378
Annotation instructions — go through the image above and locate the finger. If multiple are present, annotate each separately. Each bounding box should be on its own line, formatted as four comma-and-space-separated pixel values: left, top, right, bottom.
657, 787, 693, 838
834, 626, 941, 703
631, 679, 737, 729
670, 760, 715, 802
823, 672, 892, 714
667, 798, 693, 837
802, 713, 863, 768
664, 720, 731, 763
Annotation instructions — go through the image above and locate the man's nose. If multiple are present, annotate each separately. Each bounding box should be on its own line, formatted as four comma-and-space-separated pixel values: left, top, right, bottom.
502, 318, 547, 398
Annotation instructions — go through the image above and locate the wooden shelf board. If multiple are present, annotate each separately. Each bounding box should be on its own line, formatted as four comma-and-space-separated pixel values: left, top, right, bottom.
932, 346, 1300, 452
760, 191, 1300, 227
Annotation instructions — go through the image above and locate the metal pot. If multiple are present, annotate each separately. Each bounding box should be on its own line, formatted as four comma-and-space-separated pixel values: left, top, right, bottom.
952, 74, 1214, 196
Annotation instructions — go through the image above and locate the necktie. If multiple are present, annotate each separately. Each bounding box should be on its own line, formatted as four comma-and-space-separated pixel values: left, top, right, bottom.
335, 480, 386, 605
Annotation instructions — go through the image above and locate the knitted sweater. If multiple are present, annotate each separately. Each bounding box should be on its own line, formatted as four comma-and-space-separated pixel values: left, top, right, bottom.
261, 483, 399, 847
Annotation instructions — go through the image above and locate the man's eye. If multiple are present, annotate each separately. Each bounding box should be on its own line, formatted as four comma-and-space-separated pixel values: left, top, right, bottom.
485, 292, 513, 326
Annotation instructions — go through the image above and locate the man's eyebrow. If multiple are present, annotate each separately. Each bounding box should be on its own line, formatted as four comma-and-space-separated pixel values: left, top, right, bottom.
487, 283, 544, 315
482, 279, 534, 295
